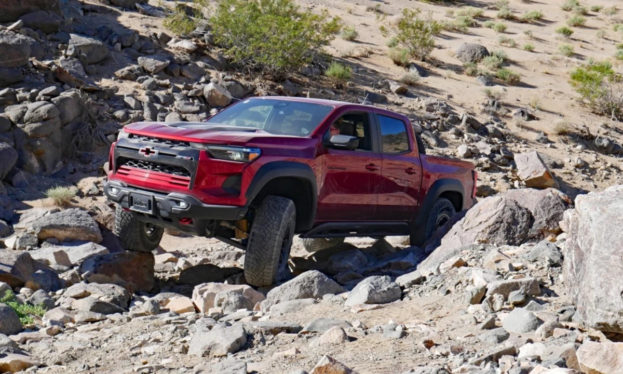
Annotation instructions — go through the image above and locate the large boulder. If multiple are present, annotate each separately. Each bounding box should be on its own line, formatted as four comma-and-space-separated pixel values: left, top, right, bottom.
32, 208, 102, 243
0, 31, 34, 68
78, 251, 155, 293
261, 270, 345, 310
51, 90, 84, 125
0, 0, 59, 23
137, 56, 169, 74
203, 83, 232, 107
576, 341, 623, 374
19, 10, 62, 33
0, 143, 17, 181
562, 185, 623, 334
67, 34, 109, 65
504, 188, 571, 238
0, 251, 63, 291
456, 43, 489, 63
29, 242, 109, 267
514, 151, 556, 188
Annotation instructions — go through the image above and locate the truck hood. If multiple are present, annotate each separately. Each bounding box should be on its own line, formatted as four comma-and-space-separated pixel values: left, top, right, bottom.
124, 122, 300, 145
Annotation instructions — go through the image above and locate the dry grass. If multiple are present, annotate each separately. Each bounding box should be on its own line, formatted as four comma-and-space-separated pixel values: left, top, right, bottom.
45, 186, 76, 207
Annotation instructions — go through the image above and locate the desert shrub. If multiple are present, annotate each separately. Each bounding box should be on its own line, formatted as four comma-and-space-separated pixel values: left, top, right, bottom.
498, 36, 517, 47
457, 6, 483, 18
521, 10, 543, 23
1, 290, 46, 325
562, 0, 580, 11
559, 43, 574, 56
556, 26, 574, 37
388, 47, 410, 66
341, 26, 358, 41
463, 62, 479, 76
616, 49, 623, 60
573, 5, 588, 15
554, 121, 574, 135
604, 6, 617, 16
441, 20, 468, 33
523, 43, 535, 51
46, 186, 76, 207
497, 6, 514, 20
454, 15, 477, 29
493, 23, 507, 33
613, 24, 623, 32
590, 5, 602, 12
386, 37, 399, 48
381, 9, 441, 60
496, 68, 520, 84
325, 62, 352, 84
210, 0, 340, 77
399, 72, 420, 86
567, 15, 586, 27
484, 20, 495, 28
570, 61, 623, 119
495, 0, 509, 9
482, 55, 505, 70
164, 6, 199, 35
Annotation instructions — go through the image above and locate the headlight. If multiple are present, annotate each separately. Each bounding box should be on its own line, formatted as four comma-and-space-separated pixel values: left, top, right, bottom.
117, 130, 130, 141
191, 144, 261, 162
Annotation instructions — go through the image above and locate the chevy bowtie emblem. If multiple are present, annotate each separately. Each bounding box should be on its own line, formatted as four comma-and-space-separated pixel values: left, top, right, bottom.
139, 147, 158, 157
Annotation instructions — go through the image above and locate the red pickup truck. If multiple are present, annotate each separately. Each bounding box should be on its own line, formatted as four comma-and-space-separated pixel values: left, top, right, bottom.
105, 97, 476, 286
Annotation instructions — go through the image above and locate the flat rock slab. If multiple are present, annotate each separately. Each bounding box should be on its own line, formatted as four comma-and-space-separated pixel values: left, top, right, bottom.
262, 270, 345, 310
79, 251, 154, 293
188, 324, 247, 357
345, 275, 401, 306
33, 208, 102, 243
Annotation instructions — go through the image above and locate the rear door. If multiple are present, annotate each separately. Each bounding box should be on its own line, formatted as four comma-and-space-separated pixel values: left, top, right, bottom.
375, 113, 422, 221
315, 111, 383, 222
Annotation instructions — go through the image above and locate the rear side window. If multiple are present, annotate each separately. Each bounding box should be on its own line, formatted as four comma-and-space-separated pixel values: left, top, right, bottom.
378, 115, 410, 154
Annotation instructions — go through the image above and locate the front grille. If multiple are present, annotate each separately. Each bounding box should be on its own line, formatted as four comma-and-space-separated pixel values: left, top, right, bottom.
120, 158, 190, 178
117, 164, 191, 188
128, 134, 190, 148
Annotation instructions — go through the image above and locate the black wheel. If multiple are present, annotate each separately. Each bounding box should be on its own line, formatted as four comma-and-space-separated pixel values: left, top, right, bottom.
301, 237, 344, 253
410, 197, 456, 246
244, 195, 296, 287
113, 205, 163, 252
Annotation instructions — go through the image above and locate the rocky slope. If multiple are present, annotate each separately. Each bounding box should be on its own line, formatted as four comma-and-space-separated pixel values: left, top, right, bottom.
1, 0, 623, 373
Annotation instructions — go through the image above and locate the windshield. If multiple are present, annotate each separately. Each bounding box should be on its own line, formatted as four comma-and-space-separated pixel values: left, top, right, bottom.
205, 99, 333, 136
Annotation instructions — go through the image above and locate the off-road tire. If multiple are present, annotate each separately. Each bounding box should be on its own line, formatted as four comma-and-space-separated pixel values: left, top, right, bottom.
410, 197, 456, 246
244, 195, 296, 287
301, 237, 345, 253
113, 205, 164, 252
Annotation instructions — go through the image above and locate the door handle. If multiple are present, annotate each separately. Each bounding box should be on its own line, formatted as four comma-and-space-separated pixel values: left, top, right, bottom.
405, 167, 417, 175
365, 163, 379, 172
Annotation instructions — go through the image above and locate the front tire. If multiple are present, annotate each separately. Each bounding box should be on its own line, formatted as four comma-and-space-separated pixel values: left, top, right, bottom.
113, 205, 163, 252
244, 196, 296, 287
410, 197, 456, 246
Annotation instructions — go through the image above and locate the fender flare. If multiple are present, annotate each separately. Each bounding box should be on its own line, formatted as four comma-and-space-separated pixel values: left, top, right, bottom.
411, 178, 465, 244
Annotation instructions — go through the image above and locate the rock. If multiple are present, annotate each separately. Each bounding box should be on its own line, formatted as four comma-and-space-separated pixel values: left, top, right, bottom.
23, 101, 59, 124
562, 185, 623, 334
167, 39, 198, 53
203, 82, 232, 107
486, 277, 541, 300
311, 355, 355, 374
51, 90, 84, 126
43, 307, 74, 326
192, 283, 265, 313
79, 251, 154, 293
0, 0, 60, 22
326, 249, 368, 275
456, 43, 489, 63
0, 251, 62, 291
178, 264, 240, 285
244, 321, 302, 335
302, 318, 351, 333
345, 276, 401, 306
72, 296, 124, 314
180, 63, 205, 80
314, 326, 348, 346
0, 67, 23, 86
0, 353, 38, 373
0, 304, 21, 335
137, 56, 169, 74
28, 289, 54, 310
68, 283, 130, 309
195, 359, 247, 374
67, 34, 109, 65
19, 10, 61, 33
0, 31, 33, 68
188, 324, 247, 357
0, 143, 17, 181
479, 327, 509, 345
576, 341, 623, 374
33, 209, 102, 243
508, 289, 526, 306
262, 270, 345, 310
29, 242, 109, 267
214, 289, 255, 313
165, 296, 195, 314
502, 308, 542, 334
114, 65, 142, 80
396, 270, 425, 288
389, 81, 408, 95
514, 151, 556, 188
525, 241, 563, 266
223, 80, 249, 98
504, 188, 570, 238
108, 0, 146, 8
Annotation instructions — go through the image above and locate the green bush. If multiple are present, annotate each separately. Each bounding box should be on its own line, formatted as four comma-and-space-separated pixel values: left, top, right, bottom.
493, 23, 507, 33
454, 15, 477, 29
164, 9, 198, 36
523, 43, 535, 52
210, 0, 340, 77
399, 72, 420, 86
482, 55, 505, 70
567, 15, 586, 27
463, 62, 479, 76
325, 62, 351, 84
341, 26, 358, 41
484, 20, 495, 29
570, 61, 623, 119
604, 6, 617, 16
556, 26, 574, 37
496, 68, 520, 84
521, 10, 543, 23
616, 49, 623, 60
388, 47, 410, 66
590, 5, 602, 12
573, 5, 588, 15
457, 6, 483, 18
385, 9, 441, 60
46, 186, 76, 207
497, 6, 514, 20
559, 44, 574, 56
1, 290, 46, 325
562, 0, 580, 11
498, 36, 517, 47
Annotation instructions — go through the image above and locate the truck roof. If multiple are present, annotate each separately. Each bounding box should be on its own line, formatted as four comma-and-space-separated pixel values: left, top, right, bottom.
247, 96, 379, 110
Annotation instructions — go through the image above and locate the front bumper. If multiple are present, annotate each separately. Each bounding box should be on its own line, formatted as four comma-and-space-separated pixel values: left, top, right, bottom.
104, 180, 247, 235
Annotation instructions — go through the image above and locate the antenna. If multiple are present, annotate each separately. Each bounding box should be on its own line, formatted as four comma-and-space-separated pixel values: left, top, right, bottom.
361, 93, 369, 105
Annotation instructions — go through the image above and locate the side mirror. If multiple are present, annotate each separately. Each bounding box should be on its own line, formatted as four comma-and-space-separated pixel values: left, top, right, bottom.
327, 134, 359, 150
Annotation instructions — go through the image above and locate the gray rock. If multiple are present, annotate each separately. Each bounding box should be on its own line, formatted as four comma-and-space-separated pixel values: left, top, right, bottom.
345, 275, 401, 306
123, 96, 141, 110
188, 324, 247, 357
203, 82, 232, 107
502, 308, 542, 334
486, 277, 540, 300
180, 63, 205, 80
195, 359, 247, 374
0, 0, 60, 23
311, 355, 355, 374
32, 208, 102, 243
576, 341, 623, 374
0, 31, 33, 68
479, 327, 509, 345
562, 185, 623, 334
0, 220, 11, 237
268, 298, 315, 315
51, 90, 84, 126
23, 101, 59, 124
0, 251, 62, 291
396, 270, 425, 288
0, 304, 22, 335
19, 10, 61, 33
214, 289, 254, 313
514, 151, 556, 188
326, 249, 368, 275
72, 296, 124, 314
0, 333, 19, 354
29, 242, 109, 267
164, 112, 182, 123
137, 55, 169, 74
79, 251, 154, 293
114, 65, 142, 80
244, 321, 302, 335
0, 283, 10, 297
508, 289, 527, 306
0, 143, 17, 181
525, 241, 563, 266
456, 43, 489, 63
43, 307, 74, 327
223, 80, 249, 98
262, 270, 345, 310
302, 318, 351, 333
66, 283, 130, 309
28, 289, 54, 310
0, 67, 24, 86
504, 188, 570, 238
67, 34, 109, 65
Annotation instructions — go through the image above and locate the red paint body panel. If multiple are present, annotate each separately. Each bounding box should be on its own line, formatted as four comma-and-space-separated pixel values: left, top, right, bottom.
107, 96, 476, 228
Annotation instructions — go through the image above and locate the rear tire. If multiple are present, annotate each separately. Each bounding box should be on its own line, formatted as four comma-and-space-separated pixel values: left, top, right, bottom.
301, 237, 345, 253
410, 197, 456, 246
113, 205, 163, 252
244, 196, 296, 287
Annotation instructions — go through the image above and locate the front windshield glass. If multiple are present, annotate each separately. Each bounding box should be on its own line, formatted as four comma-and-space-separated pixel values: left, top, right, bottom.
205, 99, 333, 136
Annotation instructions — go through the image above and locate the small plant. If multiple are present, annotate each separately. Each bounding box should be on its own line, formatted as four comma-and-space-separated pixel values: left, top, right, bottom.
562, 0, 580, 11
496, 68, 520, 84
325, 62, 351, 82
164, 10, 198, 36
46, 186, 76, 207
604, 6, 617, 16
613, 24, 623, 32
386, 37, 399, 48
463, 62, 479, 76
482, 54, 505, 70
529, 96, 541, 111
570, 60, 623, 119
493, 22, 507, 33
388, 47, 410, 66
567, 15, 586, 27
454, 15, 478, 29
556, 26, 574, 37
559, 43, 575, 56
554, 121, 574, 135
498, 36, 517, 47
457, 6, 483, 18
521, 10, 543, 23
615, 49, 623, 60
1, 290, 46, 325
483, 88, 505, 100
341, 26, 358, 41
596, 30, 606, 39
497, 6, 514, 20
484, 20, 495, 28
590, 5, 603, 12
524, 30, 534, 39
399, 72, 420, 86
523, 43, 535, 52
495, 0, 509, 9
382, 9, 441, 61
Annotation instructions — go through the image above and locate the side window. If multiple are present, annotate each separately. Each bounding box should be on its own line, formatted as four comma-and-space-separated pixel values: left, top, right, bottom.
378, 115, 410, 154
326, 113, 372, 151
